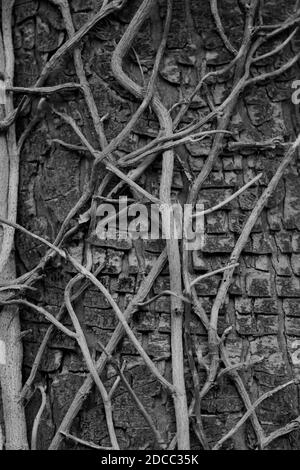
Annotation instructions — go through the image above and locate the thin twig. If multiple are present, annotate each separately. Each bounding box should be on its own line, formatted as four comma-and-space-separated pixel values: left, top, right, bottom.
7, 83, 82, 95
31, 386, 47, 450
136, 290, 191, 308
189, 263, 240, 289
60, 431, 113, 450
192, 174, 262, 218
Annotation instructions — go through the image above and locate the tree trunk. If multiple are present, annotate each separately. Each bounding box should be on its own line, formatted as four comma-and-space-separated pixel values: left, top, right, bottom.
1, 0, 300, 451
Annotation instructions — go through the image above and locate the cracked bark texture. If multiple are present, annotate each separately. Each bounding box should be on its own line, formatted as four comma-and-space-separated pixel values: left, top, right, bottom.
3, 0, 300, 449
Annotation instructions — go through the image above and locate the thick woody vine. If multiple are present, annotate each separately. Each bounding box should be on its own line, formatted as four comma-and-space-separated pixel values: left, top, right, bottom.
0, 0, 300, 450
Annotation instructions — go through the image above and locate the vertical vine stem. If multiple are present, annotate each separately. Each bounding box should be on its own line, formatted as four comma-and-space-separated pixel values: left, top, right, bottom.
0, 0, 28, 449
110, 0, 190, 448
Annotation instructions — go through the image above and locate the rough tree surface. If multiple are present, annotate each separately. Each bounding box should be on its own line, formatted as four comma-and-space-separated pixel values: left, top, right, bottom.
0, 0, 300, 450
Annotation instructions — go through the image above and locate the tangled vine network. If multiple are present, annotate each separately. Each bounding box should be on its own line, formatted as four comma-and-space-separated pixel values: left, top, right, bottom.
0, 0, 300, 450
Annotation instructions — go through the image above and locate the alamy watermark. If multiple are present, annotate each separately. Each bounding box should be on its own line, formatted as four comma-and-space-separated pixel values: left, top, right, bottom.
95, 197, 205, 251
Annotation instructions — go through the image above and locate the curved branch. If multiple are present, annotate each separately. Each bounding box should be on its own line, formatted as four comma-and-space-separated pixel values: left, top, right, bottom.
210, 0, 238, 55
31, 386, 47, 450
